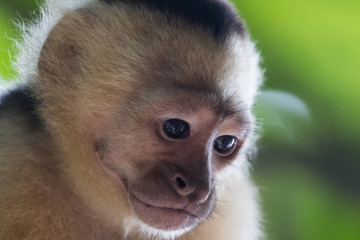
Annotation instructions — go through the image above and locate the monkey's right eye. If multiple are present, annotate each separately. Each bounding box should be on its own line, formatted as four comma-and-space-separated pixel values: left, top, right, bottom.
163, 119, 190, 139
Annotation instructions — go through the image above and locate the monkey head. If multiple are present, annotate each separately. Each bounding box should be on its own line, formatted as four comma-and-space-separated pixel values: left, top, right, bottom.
34, 0, 262, 238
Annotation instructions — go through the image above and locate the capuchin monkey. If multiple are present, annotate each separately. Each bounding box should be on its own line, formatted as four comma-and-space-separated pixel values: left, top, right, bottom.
0, 0, 263, 239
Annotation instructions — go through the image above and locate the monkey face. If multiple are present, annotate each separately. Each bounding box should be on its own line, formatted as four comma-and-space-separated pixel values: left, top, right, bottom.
94, 97, 248, 231
15, 0, 263, 238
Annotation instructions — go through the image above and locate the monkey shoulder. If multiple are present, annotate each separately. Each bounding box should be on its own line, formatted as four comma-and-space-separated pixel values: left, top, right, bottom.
0, 87, 67, 238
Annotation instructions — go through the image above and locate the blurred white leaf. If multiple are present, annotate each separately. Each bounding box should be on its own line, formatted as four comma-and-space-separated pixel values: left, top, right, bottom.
255, 89, 311, 143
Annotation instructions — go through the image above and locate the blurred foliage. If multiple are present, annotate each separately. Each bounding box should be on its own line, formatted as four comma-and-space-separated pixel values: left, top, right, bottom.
234, 1, 360, 239
0, 0, 38, 79
0, 1, 359, 240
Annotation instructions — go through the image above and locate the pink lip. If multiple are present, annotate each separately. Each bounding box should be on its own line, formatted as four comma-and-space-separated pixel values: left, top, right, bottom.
129, 192, 199, 230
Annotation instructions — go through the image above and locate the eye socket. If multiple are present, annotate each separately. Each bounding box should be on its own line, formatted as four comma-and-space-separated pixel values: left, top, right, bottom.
163, 119, 190, 139
213, 135, 237, 156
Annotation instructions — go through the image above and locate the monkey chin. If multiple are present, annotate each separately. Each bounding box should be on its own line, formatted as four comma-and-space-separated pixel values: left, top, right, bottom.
126, 187, 215, 239
130, 193, 198, 229
123, 215, 195, 240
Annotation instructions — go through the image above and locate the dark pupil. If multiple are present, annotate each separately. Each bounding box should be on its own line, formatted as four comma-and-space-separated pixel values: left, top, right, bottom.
214, 135, 235, 153
163, 119, 190, 138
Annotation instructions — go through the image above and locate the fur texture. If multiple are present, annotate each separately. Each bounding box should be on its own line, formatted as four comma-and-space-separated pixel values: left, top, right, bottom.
0, 0, 263, 239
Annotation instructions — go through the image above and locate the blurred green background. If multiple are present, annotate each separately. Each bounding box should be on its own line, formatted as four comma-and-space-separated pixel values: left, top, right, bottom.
0, 1, 359, 239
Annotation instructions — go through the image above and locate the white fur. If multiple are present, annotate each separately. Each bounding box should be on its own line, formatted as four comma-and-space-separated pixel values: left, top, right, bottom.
220, 35, 263, 107
123, 216, 194, 240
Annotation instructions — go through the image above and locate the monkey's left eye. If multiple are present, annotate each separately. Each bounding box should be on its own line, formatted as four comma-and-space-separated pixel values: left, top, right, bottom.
213, 135, 237, 156
163, 119, 190, 139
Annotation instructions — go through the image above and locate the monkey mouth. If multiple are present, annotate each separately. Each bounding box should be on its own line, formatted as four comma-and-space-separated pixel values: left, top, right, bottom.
129, 192, 204, 231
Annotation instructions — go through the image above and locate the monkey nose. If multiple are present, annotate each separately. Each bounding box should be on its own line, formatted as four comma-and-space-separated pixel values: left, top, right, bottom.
170, 174, 211, 203
170, 174, 195, 196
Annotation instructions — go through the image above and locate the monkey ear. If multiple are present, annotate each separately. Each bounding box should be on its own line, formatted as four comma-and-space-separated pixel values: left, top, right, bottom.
38, 9, 94, 87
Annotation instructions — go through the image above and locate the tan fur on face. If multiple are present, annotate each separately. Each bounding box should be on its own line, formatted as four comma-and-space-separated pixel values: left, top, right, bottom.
1, 0, 263, 239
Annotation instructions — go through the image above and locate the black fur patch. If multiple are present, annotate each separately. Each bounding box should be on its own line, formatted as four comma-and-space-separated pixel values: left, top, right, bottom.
0, 86, 42, 129
99, 0, 245, 41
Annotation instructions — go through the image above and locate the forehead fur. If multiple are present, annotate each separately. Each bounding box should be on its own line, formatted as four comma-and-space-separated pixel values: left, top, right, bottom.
14, 0, 262, 115
99, 0, 245, 42
63, 3, 259, 110
93, 2, 260, 106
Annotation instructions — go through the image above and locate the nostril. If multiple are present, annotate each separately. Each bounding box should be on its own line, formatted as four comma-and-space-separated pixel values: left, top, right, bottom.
169, 174, 195, 197
176, 176, 186, 189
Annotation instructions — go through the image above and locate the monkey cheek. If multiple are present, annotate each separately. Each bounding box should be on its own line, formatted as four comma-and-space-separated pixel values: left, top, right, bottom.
94, 141, 126, 184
